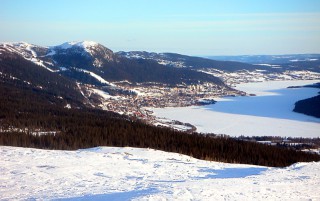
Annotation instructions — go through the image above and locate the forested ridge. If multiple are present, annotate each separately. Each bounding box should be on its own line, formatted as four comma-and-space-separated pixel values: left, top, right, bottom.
293, 83, 320, 118
116, 51, 259, 72
294, 95, 320, 118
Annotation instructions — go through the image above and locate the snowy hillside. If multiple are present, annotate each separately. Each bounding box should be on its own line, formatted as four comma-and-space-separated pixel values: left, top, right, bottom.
1, 146, 319, 200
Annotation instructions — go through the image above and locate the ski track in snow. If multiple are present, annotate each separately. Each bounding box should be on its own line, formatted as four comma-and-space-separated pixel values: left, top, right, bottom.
25, 44, 37, 58
79, 69, 116, 86
1, 146, 320, 201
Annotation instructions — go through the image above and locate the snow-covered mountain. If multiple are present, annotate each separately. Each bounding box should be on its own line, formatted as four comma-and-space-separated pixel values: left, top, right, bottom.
0, 41, 225, 86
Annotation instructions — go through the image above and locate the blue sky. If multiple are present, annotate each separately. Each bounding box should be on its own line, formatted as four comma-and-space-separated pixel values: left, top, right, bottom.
1, 0, 320, 55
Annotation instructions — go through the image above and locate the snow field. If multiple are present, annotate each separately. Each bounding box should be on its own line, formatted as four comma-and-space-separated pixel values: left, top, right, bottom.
1, 146, 320, 200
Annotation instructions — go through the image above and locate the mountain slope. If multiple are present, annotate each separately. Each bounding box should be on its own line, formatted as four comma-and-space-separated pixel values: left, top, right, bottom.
0, 47, 86, 109
96, 57, 225, 85
208, 54, 320, 73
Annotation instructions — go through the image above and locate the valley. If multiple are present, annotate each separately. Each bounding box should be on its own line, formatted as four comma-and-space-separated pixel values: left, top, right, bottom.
1, 41, 320, 135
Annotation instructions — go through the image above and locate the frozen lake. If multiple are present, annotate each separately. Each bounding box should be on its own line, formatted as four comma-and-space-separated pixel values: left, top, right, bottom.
153, 80, 320, 137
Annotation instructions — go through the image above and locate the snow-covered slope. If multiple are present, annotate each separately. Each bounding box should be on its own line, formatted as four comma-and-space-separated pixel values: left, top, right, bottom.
0, 42, 54, 71
1, 146, 319, 200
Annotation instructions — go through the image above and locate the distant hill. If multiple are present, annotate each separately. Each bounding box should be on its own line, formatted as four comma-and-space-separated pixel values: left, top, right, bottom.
207, 54, 320, 73
207, 54, 320, 64
118, 52, 320, 73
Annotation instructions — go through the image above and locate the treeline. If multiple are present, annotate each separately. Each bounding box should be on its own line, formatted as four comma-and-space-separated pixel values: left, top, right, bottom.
237, 135, 320, 150
1, 115, 319, 167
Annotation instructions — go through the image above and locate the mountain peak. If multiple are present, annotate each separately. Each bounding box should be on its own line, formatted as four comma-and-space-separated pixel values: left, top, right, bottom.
55, 41, 99, 50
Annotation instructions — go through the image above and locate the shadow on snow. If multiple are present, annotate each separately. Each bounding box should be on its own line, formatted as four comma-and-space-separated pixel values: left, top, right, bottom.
54, 188, 159, 201
194, 167, 268, 179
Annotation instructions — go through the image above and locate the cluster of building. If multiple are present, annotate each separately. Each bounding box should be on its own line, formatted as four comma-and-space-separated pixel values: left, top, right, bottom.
88, 82, 243, 126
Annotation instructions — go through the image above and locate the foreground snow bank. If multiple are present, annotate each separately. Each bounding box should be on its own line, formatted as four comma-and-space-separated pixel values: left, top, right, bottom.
1, 146, 319, 200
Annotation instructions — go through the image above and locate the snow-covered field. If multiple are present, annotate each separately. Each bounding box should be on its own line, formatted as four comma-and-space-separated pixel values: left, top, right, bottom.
1, 146, 320, 201
153, 80, 320, 137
